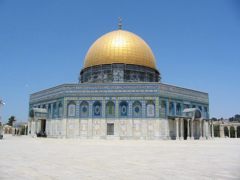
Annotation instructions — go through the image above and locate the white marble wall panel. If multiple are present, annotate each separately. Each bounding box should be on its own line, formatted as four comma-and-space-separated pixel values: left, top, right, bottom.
80, 120, 88, 136
133, 120, 141, 136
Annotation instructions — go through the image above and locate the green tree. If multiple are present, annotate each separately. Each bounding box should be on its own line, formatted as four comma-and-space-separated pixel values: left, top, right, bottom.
224, 127, 229, 137
214, 126, 220, 137
211, 117, 218, 121
7, 116, 16, 126
230, 126, 235, 138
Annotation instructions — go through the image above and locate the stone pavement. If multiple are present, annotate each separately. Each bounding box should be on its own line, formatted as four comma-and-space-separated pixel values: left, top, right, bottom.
0, 135, 240, 180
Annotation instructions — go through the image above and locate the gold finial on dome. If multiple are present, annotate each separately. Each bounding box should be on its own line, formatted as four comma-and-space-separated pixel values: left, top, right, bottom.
119, 17, 122, 29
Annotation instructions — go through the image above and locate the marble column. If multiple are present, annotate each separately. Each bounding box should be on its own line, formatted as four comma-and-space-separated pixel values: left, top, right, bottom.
191, 119, 194, 140
24, 125, 27, 135
235, 127, 237, 138
228, 127, 230, 138
175, 118, 179, 140
35, 120, 38, 137
180, 118, 184, 140
187, 119, 190, 140
211, 120, 214, 138
203, 120, 206, 140
199, 120, 203, 140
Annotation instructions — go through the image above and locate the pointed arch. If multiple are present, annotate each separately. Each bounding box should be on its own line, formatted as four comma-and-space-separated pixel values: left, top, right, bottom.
119, 101, 128, 117
58, 102, 63, 117
169, 102, 174, 115
106, 101, 115, 117
176, 103, 181, 116
80, 101, 89, 117
161, 101, 166, 117
68, 101, 76, 117
133, 101, 141, 117
146, 101, 155, 117
93, 101, 101, 117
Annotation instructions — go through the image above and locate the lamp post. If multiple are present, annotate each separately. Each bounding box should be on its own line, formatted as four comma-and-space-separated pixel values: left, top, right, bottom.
0, 98, 5, 138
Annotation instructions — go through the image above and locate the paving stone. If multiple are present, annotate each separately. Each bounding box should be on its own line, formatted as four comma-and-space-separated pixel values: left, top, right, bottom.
0, 135, 240, 179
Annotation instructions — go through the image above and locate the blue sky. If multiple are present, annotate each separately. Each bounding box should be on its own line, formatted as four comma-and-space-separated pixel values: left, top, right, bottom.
0, 0, 240, 123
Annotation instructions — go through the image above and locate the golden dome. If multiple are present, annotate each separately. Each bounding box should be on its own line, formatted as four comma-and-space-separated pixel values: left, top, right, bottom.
84, 30, 156, 69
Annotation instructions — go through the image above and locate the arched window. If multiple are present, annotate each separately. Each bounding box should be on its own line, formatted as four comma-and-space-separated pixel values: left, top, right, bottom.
53, 103, 57, 118
48, 104, 51, 118
106, 101, 115, 117
93, 101, 101, 117
146, 101, 155, 117
195, 110, 201, 118
30, 110, 34, 117
81, 101, 88, 117
133, 101, 141, 117
183, 104, 189, 109
161, 101, 166, 117
192, 105, 196, 108
169, 102, 174, 115
176, 103, 181, 115
68, 101, 76, 117
58, 102, 63, 117
120, 101, 128, 117
198, 106, 202, 111
43, 105, 46, 109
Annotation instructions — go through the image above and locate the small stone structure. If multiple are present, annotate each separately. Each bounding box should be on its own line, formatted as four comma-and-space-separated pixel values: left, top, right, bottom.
2, 121, 28, 136
214, 120, 240, 138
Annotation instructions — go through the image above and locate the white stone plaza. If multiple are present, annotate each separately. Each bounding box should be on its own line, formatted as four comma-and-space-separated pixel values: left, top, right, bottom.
0, 136, 240, 180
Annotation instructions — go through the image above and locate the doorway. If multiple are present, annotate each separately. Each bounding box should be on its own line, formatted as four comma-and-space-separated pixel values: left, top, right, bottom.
107, 123, 114, 135
184, 120, 188, 140
41, 120, 46, 133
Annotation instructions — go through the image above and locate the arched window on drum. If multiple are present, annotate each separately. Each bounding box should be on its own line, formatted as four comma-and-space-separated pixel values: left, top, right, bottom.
161, 101, 166, 117
106, 101, 115, 117
133, 101, 141, 117
146, 101, 155, 117
80, 101, 88, 117
68, 101, 76, 117
93, 101, 101, 117
120, 101, 128, 117
58, 102, 63, 117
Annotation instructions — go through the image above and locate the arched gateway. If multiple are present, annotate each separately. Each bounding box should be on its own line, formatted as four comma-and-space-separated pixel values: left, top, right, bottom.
28, 21, 211, 140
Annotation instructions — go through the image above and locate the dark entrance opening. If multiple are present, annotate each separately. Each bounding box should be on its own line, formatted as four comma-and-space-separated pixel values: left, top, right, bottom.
184, 120, 188, 140
107, 123, 114, 135
41, 120, 46, 134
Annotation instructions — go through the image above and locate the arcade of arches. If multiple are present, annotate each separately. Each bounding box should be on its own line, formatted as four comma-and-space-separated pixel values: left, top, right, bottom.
2, 123, 28, 136
218, 124, 240, 138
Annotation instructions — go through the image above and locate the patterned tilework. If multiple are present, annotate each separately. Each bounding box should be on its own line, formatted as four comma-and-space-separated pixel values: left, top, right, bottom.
30, 83, 209, 104
76, 101, 80, 117
116, 98, 119, 117
129, 101, 132, 117
120, 120, 127, 135
67, 119, 75, 138
142, 100, 146, 117
147, 120, 154, 135
156, 98, 159, 117
102, 99, 105, 117
93, 120, 101, 135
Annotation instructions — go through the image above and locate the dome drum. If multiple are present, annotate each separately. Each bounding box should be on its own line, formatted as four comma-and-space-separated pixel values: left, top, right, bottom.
79, 63, 160, 83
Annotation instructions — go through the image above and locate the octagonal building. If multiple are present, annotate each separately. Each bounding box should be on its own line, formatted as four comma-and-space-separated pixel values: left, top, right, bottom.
28, 22, 213, 140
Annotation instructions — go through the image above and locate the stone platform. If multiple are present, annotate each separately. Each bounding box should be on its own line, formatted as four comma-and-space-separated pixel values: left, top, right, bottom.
0, 135, 240, 180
